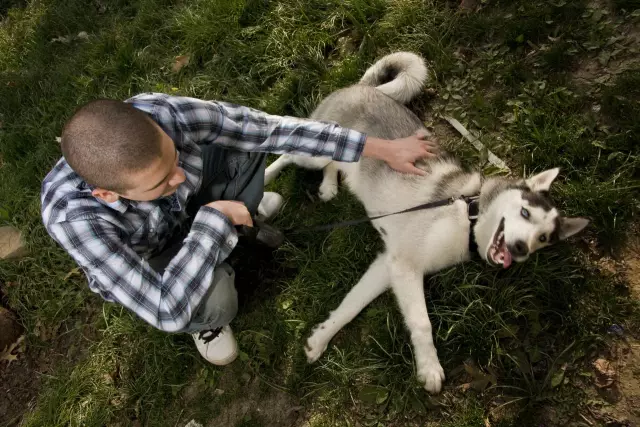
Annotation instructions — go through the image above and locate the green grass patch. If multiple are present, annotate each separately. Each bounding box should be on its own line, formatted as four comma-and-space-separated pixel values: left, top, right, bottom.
1, 0, 640, 426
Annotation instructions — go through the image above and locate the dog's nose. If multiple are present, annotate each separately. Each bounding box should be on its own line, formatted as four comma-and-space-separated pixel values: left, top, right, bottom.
508, 240, 529, 257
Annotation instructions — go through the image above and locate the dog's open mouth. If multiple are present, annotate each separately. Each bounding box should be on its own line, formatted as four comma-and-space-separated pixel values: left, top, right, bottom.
488, 218, 512, 268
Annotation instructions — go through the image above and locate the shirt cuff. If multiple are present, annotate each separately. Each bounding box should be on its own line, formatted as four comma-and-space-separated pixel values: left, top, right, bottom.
332, 128, 367, 162
189, 206, 238, 258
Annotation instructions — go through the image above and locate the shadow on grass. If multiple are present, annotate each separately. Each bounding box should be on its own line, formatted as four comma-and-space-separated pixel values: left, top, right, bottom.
1, 0, 640, 425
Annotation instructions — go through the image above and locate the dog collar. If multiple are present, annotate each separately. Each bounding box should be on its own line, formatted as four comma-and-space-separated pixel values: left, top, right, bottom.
466, 195, 480, 255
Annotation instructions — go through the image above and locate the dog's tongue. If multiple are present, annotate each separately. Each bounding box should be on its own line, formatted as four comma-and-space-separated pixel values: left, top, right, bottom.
502, 249, 513, 269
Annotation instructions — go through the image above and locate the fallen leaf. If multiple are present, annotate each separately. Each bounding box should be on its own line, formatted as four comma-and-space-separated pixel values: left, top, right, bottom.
172, 55, 190, 73
51, 35, 72, 43
55, 136, 62, 143
0, 335, 25, 366
95, 0, 107, 13
358, 385, 389, 405
1, 353, 18, 364
551, 370, 565, 388
598, 51, 611, 66
550, 363, 568, 388
460, 0, 478, 12
592, 9, 603, 22
462, 360, 496, 391
64, 267, 81, 281
51, 32, 89, 44
0, 205, 8, 221
470, 378, 490, 391
593, 358, 616, 388
34, 320, 59, 341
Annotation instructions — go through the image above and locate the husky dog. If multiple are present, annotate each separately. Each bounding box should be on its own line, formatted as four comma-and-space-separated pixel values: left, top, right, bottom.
264, 52, 589, 394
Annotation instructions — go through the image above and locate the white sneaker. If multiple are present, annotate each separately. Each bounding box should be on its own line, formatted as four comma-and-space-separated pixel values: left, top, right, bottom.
257, 192, 284, 221
192, 325, 238, 365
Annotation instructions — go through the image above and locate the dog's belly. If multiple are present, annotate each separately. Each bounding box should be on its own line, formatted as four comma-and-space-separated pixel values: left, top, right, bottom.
372, 201, 472, 273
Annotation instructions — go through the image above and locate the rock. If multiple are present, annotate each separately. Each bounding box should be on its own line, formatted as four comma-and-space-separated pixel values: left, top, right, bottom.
0, 226, 27, 260
0, 306, 23, 353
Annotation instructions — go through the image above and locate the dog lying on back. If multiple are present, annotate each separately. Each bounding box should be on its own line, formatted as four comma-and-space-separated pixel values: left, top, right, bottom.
265, 52, 589, 394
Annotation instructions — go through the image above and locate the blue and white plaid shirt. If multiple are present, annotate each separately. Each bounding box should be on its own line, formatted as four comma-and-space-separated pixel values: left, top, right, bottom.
41, 93, 366, 332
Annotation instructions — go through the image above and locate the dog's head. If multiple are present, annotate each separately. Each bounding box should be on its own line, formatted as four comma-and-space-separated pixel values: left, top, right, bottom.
474, 168, 589, 268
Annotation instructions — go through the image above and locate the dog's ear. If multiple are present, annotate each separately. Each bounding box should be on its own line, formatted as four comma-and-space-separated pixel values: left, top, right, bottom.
558, 217, 589, 240
526, 168, 560, 192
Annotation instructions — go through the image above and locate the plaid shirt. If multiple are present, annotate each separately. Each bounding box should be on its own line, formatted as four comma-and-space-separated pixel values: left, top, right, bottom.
41, 93, 366, 332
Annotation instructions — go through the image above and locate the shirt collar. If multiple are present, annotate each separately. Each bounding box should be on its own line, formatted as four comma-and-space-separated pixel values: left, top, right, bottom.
79, 181, 132, 213
99, 198, 131, 213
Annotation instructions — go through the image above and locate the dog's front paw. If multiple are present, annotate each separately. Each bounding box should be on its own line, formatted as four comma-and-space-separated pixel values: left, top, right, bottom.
417, 359, 446, 394
318, 183, 338, 202
304, 327, 329, 363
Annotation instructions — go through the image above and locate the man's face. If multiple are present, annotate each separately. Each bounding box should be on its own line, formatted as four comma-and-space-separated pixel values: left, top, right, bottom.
113, 129, 186, 202
93, 128, 186, 203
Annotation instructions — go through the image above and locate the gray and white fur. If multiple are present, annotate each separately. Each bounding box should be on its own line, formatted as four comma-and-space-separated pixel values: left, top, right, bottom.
264, 52, 589, 394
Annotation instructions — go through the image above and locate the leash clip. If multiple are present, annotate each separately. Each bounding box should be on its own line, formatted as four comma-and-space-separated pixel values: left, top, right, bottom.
465, 195, 480, 221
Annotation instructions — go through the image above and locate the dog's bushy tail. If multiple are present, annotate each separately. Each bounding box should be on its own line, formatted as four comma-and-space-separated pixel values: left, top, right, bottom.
359, 52, 428, 104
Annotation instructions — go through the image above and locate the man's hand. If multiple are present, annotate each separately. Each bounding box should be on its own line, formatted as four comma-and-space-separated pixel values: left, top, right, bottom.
362, 133, 439, 176
206, 200, 253, 227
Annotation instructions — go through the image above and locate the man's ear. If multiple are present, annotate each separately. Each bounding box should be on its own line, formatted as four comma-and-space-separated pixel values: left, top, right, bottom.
559, 217, 589, 240
91, 188, 120, 203
526, 168, 560, 192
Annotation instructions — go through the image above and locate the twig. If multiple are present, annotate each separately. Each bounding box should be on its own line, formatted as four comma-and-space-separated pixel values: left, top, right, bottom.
442, 116, 511, 172
579, 413, 594, 426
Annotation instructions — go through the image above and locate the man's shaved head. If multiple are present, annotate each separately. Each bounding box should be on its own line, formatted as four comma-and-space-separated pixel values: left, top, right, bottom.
61, 99, 163, 191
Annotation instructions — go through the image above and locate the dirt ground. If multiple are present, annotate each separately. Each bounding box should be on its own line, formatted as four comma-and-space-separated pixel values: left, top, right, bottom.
0, 309, 97, 426
582, 231, 640, 426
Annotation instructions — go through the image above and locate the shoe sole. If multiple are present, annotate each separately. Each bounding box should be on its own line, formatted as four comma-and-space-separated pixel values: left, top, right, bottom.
209, 346, 239, 366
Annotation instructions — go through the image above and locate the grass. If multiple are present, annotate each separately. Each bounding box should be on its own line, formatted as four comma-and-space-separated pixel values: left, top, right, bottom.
1, 0, 640, 426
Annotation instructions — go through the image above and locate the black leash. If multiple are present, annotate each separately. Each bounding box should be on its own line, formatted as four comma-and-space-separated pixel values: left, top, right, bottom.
236, 195, 482, 254
285, 195, 480, 234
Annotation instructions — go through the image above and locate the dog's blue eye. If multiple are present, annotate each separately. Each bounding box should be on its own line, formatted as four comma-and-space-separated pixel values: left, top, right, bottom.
521, 207, 530, 219
539, 235, 547, 243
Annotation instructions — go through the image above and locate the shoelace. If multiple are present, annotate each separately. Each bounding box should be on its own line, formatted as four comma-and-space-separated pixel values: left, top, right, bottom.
198, 326, 223, 344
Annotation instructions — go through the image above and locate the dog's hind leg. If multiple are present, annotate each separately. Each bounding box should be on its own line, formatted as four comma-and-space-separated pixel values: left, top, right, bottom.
305, 252, 390, 363
264, 155, 294, 186
389, 258, 445, 394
